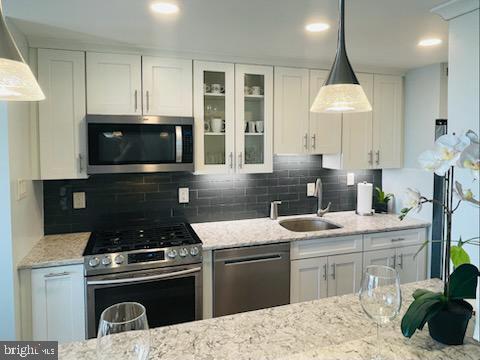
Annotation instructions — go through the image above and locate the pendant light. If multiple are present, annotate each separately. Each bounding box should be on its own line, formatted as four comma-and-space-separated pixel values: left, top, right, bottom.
0, 0, 44, 101
310, 0, 371, 113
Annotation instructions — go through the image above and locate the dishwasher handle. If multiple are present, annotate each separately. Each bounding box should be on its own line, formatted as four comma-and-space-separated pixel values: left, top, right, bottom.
223, 253, 285, 266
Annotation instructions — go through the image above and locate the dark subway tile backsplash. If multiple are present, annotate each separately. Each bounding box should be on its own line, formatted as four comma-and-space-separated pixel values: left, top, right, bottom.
43, 155, 382, 234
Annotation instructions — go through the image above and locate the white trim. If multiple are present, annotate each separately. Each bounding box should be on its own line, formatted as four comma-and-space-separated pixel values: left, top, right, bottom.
431, 0, 480, 20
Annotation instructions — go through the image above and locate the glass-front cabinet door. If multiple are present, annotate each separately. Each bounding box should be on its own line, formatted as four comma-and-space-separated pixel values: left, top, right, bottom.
194, 61, 235, 173
235, 64, 273, 173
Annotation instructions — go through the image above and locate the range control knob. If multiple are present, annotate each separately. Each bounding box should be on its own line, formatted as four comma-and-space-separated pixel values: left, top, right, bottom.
167, 249, 177, 259
190, 247, 199, 256
101, 256, 112, 266
114, 254, 125, 265
179, 248, 188, 257
88, 257, 100, 267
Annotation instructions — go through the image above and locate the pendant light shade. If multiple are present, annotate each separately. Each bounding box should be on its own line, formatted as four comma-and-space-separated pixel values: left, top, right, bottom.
0, 2, 44, 101
310, 0, 371, 113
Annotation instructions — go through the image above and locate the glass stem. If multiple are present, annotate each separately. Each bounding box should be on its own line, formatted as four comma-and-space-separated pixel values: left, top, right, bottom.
376, 323, 380, 357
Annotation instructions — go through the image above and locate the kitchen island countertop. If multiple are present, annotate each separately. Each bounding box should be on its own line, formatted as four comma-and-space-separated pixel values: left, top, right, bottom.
59, 279, 479, 360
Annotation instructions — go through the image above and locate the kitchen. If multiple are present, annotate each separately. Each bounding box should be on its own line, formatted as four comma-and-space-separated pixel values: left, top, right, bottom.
0, 0, 479, 359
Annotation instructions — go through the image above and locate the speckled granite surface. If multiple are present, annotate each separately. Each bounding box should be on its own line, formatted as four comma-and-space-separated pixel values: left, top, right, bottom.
59, 279, 479, 360
18, 212, 429, 269
18, 232, 90, 269
193, 211, 430, 250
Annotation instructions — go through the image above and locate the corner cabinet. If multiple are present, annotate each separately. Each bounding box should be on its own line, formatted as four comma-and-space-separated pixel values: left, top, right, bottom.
86, 52, 192, 116
194, 61, 273, 174
323, 73, 404, 170
37, 49, 87, 180
30, 264, 86, 343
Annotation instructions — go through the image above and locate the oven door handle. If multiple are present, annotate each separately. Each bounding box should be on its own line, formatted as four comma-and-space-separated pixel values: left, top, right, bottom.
87, 267, 201, 286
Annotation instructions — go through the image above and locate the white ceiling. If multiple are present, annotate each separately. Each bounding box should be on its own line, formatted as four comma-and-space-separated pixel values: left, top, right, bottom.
4, 0, 449, 72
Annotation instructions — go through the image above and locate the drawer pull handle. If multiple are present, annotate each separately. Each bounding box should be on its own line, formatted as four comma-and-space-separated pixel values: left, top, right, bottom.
398, 254, 404, 269
331, 264, 336, 280
391, 237, 405, 242
45, 271, 70, 278
323, 263, 327, 280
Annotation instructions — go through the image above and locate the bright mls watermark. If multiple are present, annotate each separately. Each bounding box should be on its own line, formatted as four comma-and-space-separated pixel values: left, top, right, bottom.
0, 342, 57, 360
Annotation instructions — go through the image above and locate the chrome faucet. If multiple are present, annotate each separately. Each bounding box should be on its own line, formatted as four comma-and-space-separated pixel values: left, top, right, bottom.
314, 178, 331, 217
270, 201, 282, 220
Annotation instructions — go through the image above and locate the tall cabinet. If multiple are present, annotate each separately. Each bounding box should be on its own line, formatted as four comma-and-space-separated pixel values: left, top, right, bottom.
194, 61, 273, 174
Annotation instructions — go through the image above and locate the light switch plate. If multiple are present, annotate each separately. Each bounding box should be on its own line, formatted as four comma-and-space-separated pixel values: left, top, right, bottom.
73, 192, 86, 209
307, 183, 316, 197
17, 179, 27, 200
179, 188, 189, 203
347, 173, 355, 186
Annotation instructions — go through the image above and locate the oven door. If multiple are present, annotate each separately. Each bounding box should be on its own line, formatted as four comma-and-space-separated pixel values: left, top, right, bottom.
87, 115, 194, 174
86, 264, 202, 339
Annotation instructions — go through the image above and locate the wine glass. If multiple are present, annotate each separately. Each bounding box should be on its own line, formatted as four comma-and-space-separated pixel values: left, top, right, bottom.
97, 302, 150, 360
359, 265, 402, 360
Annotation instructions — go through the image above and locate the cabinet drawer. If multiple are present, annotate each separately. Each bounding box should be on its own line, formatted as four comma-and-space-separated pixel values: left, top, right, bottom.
291, 235, 362, 260
363, 228, 426, 251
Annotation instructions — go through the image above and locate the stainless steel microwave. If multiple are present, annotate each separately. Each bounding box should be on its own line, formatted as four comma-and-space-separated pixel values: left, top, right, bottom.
87, 115, 194, 174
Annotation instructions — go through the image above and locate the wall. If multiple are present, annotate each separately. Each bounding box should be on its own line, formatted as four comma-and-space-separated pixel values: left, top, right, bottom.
43, 155, 381, 234
382, 63, 448, 277
0, 20, 44, 340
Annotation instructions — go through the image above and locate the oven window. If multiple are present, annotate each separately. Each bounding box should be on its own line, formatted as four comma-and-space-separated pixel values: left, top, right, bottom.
88, 123, 176, 165
92, 277, 196, 337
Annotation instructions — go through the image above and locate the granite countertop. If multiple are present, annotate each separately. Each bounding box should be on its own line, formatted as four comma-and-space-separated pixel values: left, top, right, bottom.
59, 279, 479, 360
18, 211, 429, 269
18, 232, 90, 270
193, 211, 430, 251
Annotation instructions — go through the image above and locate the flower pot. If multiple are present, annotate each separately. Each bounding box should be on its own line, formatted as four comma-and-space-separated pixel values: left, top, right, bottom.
428, 300, 473, 345
374, 202, 388, 214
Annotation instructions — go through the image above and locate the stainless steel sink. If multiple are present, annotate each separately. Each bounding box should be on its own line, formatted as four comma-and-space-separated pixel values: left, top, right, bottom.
279, 217, 342, 232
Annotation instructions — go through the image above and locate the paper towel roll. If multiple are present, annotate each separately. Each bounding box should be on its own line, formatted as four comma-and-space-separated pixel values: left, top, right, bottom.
357, 182, 373, 215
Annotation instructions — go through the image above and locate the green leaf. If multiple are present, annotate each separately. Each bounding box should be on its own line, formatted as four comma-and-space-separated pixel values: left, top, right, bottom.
450, 245, 471, 268
447, 264, 480, 300
412, 288, 433, 299
399, 207, 412, 221
418, 301, 444, 330
413, 240, 429, 260
401, 292, 444, 338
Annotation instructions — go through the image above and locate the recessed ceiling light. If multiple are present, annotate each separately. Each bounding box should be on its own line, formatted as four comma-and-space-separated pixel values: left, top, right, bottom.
150, 2, 179, 14
306, 23, 330, 33
418, 38, 442, 47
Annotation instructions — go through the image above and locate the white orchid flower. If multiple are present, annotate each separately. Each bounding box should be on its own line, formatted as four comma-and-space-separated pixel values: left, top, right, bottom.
458, 130, 479, 180
423, 134, 471, 176
455, 181, 480, 207
404, 188, 423, 212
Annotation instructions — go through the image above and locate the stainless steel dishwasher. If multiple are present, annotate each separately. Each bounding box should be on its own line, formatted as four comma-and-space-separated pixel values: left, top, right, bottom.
213, 243, 290, 317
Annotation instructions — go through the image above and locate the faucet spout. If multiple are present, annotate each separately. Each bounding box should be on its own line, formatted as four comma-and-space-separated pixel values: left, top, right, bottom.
315, 178, 331, 217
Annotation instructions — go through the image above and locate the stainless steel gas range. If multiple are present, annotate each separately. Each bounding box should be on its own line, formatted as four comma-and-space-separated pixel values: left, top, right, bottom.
83, 222, 202, 339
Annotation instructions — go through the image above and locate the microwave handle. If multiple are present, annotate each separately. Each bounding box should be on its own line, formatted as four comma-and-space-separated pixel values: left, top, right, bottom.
175, 126, 183, 163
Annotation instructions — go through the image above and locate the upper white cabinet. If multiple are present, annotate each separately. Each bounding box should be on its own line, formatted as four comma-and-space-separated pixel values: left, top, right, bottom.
194, 61, 273, 174
38, 49, 87, 180
31, 264, 85, 343
372, 74, 404, 168
309, 70, 342, 154
194, 61, 235, 174
235, 64, 273, 173
323, 73, 404, 170
142, 57, 192, 116
86, 52, 142, 115
86, 52, 193, 116
274, 67, 310, 154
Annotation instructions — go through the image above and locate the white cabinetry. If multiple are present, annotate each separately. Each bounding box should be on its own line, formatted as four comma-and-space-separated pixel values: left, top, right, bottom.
38, 49, 87, 180
194, 61, 273, 174
274, 67, 310, 154
322, 74, 404, 170
309, 70, 342, 154
31, 264, 85, 343
327, 252, 363, 297
86, 52, 142, 115
86, 52, 192, 116
142, 57, 192, 116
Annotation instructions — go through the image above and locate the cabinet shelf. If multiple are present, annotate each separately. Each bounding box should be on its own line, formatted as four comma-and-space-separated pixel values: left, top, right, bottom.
244, 94, 264, 102
205, 93, 225, 98
204, 132, 226, 136
245, 132, 264, 136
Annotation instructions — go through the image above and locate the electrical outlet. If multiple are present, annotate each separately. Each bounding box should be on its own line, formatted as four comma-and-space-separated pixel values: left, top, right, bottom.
347, 173, 355, 186
307, 183, 316, 197
179, 188, 189, 203
73, 192, 86, 209
17, 179, 27, 200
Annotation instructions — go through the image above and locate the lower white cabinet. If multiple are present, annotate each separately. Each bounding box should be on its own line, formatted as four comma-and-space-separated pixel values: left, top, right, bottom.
31, 264, 85, 343
291, 252, 362, 303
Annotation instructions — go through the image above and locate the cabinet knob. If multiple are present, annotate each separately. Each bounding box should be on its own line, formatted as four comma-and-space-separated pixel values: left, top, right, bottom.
375, 150, 380, 165
238, 152, 243, 169
368, 151, 373, 165
303, 134, 308, 149
311, 134, 316, 150
331, 264, 336, 280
